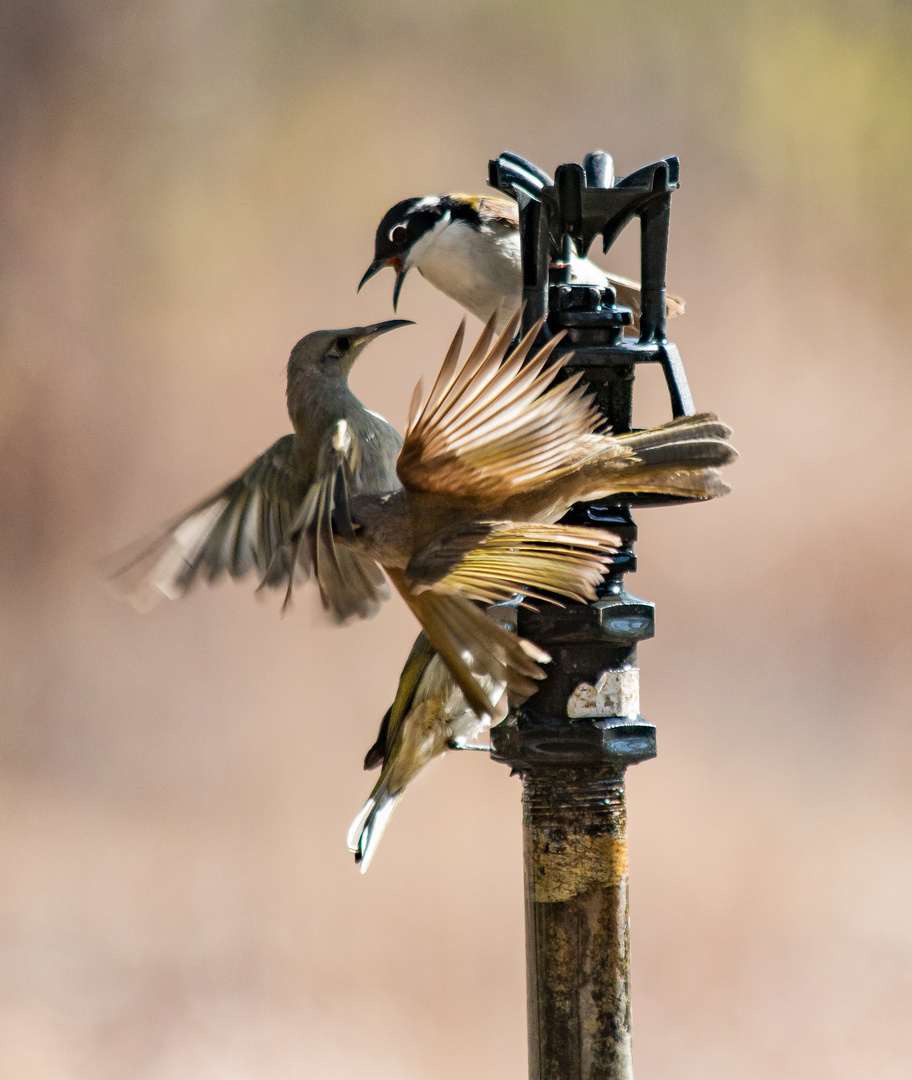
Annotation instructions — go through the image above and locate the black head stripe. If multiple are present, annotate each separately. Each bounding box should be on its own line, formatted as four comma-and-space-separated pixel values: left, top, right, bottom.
373, 198, 422, 258
441, 195, 484, 230
372, 197, 450, 258
404, 206, 445, 245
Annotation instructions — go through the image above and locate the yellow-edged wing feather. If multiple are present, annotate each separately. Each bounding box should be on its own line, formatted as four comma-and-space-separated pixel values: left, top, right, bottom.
386, 567, 549, 721
408, 522, 619, 606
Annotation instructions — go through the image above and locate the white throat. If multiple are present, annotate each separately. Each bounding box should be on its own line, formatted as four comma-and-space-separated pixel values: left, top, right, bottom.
410, 217, 522, 329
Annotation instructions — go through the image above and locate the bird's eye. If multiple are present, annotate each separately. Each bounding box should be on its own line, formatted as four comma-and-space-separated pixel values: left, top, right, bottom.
335, 335, 350, 352
390, 224, 408, 246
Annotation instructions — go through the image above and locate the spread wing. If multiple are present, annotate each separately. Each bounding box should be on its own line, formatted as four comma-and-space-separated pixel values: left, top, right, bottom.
289, 420, 390, 623
397, 313, 602, 501
386, 567, 549, 722
405, 521, 619, 606
108, 435, 307, 612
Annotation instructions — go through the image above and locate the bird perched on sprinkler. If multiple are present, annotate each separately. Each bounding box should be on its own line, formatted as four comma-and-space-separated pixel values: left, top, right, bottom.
110, 311, 734, 844
337, 312, 737, 868
348, 626, 510, 873
359, 193, 684, 333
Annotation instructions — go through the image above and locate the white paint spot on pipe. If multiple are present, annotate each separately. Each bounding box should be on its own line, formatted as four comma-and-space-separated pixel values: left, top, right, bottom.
567, 668, 639, 719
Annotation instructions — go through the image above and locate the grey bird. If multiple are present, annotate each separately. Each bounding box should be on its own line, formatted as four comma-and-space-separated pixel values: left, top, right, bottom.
109, 320, 413, 621
359, 193, 685, 333
109, 314, 579, 729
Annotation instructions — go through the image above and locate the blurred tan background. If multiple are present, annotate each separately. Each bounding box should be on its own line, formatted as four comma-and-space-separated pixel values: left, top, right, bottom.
1, 1, 911, 1076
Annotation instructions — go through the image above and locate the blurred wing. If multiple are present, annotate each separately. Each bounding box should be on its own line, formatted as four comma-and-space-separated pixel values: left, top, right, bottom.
108, 435, 306, 612
408, 522, 619, 606
397, 313, 601, 500
297, 421, 391, 623
386, 567, 549, 722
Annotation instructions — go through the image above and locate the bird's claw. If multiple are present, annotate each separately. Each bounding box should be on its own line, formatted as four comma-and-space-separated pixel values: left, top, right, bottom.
447, 738, 491, 752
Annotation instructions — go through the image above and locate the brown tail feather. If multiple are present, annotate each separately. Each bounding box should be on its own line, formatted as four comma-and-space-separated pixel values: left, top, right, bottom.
622, 436, 736, 469
616, 413, 734, 458
545, 414, 737, 505
599, 465, 731, 500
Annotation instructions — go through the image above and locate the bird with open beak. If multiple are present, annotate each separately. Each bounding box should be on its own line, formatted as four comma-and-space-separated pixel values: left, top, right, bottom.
359, 193, 685, 333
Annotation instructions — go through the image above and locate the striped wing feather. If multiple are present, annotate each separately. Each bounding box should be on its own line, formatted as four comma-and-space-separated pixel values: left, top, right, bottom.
409, 522, 619, 606
386, 568, 549, 721
397, 313, 602, 500
108, 435, 306, 613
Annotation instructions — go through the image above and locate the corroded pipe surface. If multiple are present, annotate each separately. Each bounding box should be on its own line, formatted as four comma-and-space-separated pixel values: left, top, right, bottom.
522, 767, 632, 1080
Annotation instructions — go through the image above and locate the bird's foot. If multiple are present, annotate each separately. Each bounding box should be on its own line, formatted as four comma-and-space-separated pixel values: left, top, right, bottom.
447, 738, 491, 752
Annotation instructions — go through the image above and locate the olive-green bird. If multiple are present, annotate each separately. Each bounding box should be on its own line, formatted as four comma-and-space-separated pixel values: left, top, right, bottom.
349, 621, 512, 872
109, 320, 413, 621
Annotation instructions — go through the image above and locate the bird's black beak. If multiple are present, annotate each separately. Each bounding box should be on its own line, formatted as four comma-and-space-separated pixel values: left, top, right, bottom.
358, 256, 409, 311
358, 319, 414, 344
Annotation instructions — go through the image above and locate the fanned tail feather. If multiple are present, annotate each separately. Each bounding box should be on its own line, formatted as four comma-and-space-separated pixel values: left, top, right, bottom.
603, 412, 737, 500
615, 413, 734, 464
558, 412, 738, 504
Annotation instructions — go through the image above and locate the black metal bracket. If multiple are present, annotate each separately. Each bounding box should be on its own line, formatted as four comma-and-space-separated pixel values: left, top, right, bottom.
487, 148, 698, 766
488, 150, 694, 428
484, 150, 709, 1080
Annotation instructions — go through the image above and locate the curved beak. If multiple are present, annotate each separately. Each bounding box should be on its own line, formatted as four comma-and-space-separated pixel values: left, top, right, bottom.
358, 319, 414, 344
358, 256, 409, 311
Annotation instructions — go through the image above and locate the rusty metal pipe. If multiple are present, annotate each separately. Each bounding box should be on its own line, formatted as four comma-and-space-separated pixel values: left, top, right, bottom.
522, 766, 632, 1080
487, 148, 688, 1080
